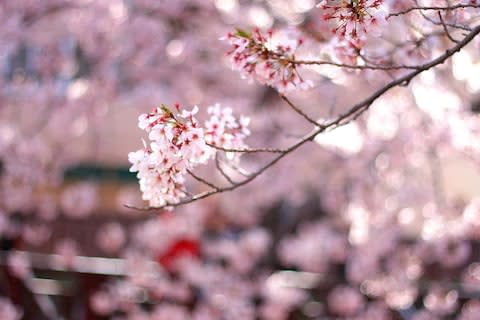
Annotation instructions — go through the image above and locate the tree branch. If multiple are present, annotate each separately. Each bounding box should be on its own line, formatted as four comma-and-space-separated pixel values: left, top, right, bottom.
126, 24, 480, 212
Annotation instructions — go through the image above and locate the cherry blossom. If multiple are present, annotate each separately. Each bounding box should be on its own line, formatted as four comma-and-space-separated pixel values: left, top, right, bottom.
0, 298, 22, 320
223, 28, 313, 92
96, 222, 126, 254
327, 285, 365, 316
317, 0, 387, 40
7, 252, 31, 279
129, 103, 249, 207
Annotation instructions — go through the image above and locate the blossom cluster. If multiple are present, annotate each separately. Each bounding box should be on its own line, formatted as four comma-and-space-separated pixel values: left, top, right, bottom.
204, 103, 250, 157
223, 28, 313, 93
317, 0, 387, 41
0, 298, 22, 320
128, 104, 249, 207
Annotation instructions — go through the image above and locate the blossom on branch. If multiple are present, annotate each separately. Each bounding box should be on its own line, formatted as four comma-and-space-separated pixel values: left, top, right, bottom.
317, 0, 387, 41
129, 104, 250, 207
0, 298, 22, 320
205, 103, 250, 160
223, 28, 313, 93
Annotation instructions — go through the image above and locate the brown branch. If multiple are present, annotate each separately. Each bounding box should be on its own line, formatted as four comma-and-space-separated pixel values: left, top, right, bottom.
206, 142, 287, 154
290, 59, 421, 71
388, 4, 480, 18
126, 24, 480, 211
187, 170, 220, 191
438, 11, 461, 43
215, 155, 237, 185
413, 1, 473, 32
280, 95, 321, 127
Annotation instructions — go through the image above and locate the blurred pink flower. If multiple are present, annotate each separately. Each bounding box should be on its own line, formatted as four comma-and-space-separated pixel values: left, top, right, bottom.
327, 285, 365, 316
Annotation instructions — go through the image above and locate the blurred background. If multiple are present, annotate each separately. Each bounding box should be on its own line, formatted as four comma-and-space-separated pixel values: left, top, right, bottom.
1, 1, 480, 319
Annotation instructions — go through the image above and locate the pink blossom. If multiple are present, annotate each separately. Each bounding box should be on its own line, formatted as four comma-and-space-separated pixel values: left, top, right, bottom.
0, 298, 22, 320
317, 0, 387, 41
54, 238, 80, 268
327, 285, 365, 316
96, 222, 126, 254
60, 183, 98, 218
223, 28, 313, 92
7, 252, 31, 279
90, 291, 115, 316
129, 103, 249, 207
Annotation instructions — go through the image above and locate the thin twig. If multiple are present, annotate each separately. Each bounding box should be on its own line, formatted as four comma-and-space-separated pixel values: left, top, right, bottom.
215, 155, 236, 185
290, 58, 420, 71
438, 11, 461, 43
280, 95, 322, 127
187, 169, 220, 191
388, 4, 480, 18
206, 142, 287, 154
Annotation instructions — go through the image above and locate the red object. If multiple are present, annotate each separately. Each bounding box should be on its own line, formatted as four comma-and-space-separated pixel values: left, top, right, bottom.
157, 239, 200, 269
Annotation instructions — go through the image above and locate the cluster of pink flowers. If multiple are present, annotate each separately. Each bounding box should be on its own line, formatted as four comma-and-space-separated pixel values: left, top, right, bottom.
223, 28, 313, 93
204, 103, 250, 157
0, 298, 22, 320
331, 37, 363, 65
316, 0, 389, 64
128, 105, 209, 207
129, 104, 249, 207
318, 0, 387, 40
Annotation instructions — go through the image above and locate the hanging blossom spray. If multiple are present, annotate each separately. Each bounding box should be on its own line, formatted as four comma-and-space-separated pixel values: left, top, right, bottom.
222, 28, 313, 93
128, 103, 249, 207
